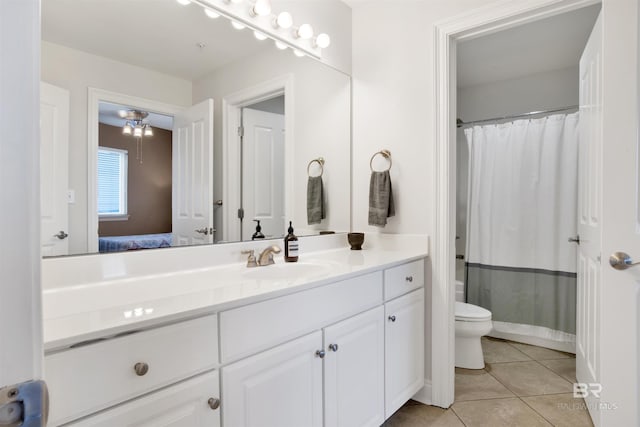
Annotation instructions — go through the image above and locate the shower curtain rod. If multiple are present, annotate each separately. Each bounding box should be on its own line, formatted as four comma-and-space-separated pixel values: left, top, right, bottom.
457, 105, 579, 128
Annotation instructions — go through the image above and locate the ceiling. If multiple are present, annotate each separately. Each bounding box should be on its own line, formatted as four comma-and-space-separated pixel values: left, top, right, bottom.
99, 102, 174, 130
457, 4, 600, 88
42, 0, 273, 81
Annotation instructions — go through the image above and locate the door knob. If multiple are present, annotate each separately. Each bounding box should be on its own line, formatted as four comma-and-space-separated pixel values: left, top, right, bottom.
54, 230, 68, 240
609, 251, 640, 270
568, 236, 580, 244
195, 228, 209, 235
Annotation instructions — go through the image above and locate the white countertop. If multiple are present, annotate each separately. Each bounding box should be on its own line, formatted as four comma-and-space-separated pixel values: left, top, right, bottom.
43, 238, 428, 352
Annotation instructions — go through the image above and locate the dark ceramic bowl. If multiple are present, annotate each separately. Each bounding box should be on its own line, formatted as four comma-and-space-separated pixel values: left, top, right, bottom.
347, 232, 365, 250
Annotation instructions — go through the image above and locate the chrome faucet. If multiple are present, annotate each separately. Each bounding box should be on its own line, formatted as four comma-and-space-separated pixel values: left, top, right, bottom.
257, 245, 282, 266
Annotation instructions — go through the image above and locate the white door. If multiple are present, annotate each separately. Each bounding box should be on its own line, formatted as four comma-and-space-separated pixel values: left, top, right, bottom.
0, 0, 45, 422
222, 331, 323, 427
66, 371, 220, 427
597, 1, 640, 425
241, 108, 285, 240
172, 99, 214, 246
324, 306, 385, 427
576, 12, 603, 425
384, 289, 424, 419
40, 82, 70, 256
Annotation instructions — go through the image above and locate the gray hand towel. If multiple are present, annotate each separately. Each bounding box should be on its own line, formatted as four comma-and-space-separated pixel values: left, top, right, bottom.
368, 171, 395, 227
307, 176, 325, 224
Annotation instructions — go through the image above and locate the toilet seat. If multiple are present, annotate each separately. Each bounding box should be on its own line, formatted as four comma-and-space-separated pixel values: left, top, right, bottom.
455, 302, 491, 322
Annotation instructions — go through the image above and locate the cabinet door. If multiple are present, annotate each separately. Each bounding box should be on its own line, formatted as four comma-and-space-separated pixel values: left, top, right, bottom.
385, 288, 425, 418
324, 306, 385, 427
222, 331, 323, 427
66, 371, 220, 427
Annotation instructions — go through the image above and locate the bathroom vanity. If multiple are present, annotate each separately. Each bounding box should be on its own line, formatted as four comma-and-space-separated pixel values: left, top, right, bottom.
42, 234, 428, 426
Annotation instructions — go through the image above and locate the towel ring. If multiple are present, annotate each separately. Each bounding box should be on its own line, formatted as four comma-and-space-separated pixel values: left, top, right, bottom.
307, 157, 325, 177
370, 149, 392, 172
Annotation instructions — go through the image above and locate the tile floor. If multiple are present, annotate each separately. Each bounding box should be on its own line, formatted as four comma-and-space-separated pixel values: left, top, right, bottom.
383, 337, 594, 427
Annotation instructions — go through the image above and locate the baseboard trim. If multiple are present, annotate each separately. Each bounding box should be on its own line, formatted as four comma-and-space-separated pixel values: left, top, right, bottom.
411, 379, 433, 405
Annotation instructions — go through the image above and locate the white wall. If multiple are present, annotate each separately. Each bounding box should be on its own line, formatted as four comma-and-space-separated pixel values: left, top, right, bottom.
41, 42, 193, 254
193, 49, 351, 239
351, 0, 493, 392
457, 66, 578, 123
455, 66, 579, 282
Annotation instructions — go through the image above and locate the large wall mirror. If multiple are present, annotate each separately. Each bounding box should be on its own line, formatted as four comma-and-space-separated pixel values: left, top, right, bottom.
40, 0, 351, 257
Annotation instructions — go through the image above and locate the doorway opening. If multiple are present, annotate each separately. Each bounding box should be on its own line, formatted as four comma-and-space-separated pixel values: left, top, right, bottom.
96, 101, 174, 253
88, 89, 215, 253
431, 0, 602, 412
239, 95, 286, 241
221, 74, 294, 243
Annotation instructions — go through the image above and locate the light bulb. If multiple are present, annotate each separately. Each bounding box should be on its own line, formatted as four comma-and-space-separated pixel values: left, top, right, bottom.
252, 0, 271, 16
315, 33, 330, 49
254, 31, 267, 41
176, 0, 191, 5
122, 123, 133, 135
296, 24, 313, 39
133, 125, 143, 138
144, 124, 153, 137
293, 50, 305, 57
204, 9, 220, 18
275, 40, 288, 50
231, 21, 246, 30
275, 11, 293, 29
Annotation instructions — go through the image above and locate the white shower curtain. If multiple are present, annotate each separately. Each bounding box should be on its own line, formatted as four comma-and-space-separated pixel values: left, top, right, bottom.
464, 113, 579, 350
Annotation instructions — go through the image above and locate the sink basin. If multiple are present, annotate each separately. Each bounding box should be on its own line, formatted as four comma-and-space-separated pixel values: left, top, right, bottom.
242, 262, 331, 281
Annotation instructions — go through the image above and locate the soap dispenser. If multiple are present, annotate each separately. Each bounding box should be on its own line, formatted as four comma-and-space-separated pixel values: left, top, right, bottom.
252, 219, 265, 240
284, 221, 299, 262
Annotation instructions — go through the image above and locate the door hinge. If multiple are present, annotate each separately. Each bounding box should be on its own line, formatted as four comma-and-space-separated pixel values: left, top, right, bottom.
0, 380, 49, 427
237, 126, 244, 137
237, 208, 245, 220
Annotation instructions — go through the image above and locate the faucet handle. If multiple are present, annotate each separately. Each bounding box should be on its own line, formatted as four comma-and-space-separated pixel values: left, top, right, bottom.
241, 250, 258, 268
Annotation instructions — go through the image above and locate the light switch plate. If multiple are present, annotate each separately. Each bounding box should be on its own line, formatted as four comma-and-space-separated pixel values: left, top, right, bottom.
67, 190, 75, 204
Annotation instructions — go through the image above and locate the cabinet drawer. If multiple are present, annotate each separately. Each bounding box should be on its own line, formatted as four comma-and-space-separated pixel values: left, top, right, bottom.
46, 315, 218, 426
384, 259, 424, 301
66, 371, 221, 427
220, 271, 383, 363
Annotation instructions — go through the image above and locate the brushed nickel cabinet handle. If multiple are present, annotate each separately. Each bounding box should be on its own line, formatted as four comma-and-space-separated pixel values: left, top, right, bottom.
315, 350, 326, 358
388, 315, 396, 322
207, 397, 220, 410
133, 362, 149, 376
328, 343, 339, 352
405, 276, 413, 282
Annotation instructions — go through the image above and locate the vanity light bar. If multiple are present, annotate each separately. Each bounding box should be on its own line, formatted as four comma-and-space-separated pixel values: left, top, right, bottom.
180, 0, 329, 58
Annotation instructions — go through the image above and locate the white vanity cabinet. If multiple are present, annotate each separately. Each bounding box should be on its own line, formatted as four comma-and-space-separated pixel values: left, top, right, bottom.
45, 256, 427, 427
66, 370, 221, 427
45, 315, 219, 426
222, 331, 324, 427
384, 288, 425, 418
324, 306, 385, 427
222, 306, 386, 427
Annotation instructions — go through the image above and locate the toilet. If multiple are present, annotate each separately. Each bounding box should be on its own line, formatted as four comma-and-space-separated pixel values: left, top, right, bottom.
455, 295, 493, 369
